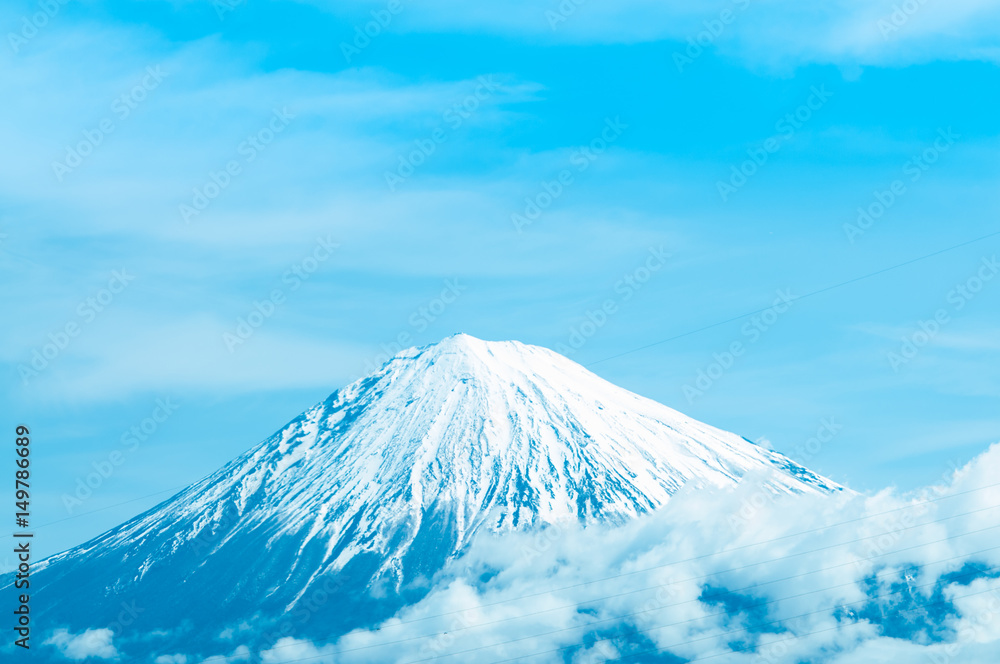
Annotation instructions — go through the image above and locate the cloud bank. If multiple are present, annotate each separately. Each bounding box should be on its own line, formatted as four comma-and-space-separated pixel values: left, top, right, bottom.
325, 442, 1000, 663
73, 442, 1000, 664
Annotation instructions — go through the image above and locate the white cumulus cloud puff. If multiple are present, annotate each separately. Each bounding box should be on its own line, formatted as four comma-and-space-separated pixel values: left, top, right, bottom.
45, 628, 118, 660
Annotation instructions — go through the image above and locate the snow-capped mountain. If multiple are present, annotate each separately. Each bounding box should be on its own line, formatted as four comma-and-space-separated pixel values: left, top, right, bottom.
20, 334, 841, 654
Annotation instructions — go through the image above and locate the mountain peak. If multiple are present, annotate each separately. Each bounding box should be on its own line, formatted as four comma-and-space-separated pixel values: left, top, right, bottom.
435, 331, 487, 347
379, 333, 579, 390
392, 332, 536, 364
25, 335, 842, 648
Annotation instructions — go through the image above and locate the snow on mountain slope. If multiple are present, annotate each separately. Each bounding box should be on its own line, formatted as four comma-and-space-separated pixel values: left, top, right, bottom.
19, 334, 842, 651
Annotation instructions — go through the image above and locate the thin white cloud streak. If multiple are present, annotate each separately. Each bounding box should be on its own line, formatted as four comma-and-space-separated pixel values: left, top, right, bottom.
3, 314, 372, 402
0, 27, 541, 236
0, 21, 551, 402
303, 0, 1000, 66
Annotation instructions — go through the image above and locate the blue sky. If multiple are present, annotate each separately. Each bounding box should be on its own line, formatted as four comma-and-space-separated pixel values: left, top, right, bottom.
1, 0, 999, 560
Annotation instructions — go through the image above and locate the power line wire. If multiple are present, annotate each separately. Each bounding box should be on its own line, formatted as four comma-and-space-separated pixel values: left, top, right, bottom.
586, 228, 1000, 367
0, 484, 192, 540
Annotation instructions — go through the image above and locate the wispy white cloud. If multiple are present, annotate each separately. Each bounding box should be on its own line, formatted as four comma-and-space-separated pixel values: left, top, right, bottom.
302, 0, 1000, 66
260, 637, 335, 664
0, 20, 552, 402
45, 628, 118, 660
155, 655, 188, 664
